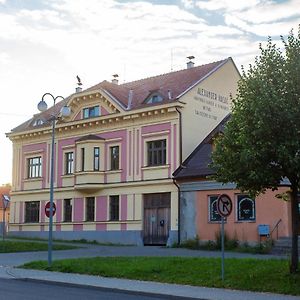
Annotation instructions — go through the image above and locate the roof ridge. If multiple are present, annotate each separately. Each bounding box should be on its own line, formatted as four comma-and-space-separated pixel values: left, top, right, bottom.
120, 58, 227, 87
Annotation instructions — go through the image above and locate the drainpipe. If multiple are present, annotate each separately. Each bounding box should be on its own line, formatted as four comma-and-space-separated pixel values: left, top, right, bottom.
174, 107, 183, 245
173, 178, 181, 245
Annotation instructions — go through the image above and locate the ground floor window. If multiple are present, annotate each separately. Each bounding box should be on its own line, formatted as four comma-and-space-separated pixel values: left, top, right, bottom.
25, 201, 40, 223
64, 199, 72, 222
237, 194, 255, 221
208, 195, 222, 222
109, 195, 119, 221
86, 197, 95, 221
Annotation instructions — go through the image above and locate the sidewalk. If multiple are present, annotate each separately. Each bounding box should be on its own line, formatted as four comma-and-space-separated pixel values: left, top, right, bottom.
0, 266, 299, 300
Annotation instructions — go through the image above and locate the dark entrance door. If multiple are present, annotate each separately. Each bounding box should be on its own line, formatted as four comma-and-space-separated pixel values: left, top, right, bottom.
143, 193, 171, 245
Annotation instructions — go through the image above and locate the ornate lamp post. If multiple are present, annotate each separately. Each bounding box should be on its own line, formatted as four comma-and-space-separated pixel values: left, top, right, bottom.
37, 93, 71, 267
2, 195, 10, 242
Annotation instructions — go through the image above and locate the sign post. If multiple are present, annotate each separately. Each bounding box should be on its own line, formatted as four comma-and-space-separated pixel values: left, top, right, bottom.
216, 194, 232, 281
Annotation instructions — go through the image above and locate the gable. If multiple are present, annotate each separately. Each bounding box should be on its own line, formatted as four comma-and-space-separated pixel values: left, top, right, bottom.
65, 90, 122, 122
173, 114, 230, 179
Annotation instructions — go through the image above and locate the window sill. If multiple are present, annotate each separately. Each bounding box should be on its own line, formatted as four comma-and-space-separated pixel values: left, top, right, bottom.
23, 177, 43, 182
61, 174, 74, 178
141, 164, 170, 170
208, 221, 227, 224
235, 220, 256, 223
106, 169, 122, 174
76, 170, 105, 174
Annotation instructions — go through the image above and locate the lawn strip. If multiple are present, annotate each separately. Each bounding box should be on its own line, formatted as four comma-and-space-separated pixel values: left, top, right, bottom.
0, 241, 77, 252
22, 257, 300, 295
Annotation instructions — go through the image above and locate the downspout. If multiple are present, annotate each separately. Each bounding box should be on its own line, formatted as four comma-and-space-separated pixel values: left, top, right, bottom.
173, 178, 181, 245
174, 107, 183, 245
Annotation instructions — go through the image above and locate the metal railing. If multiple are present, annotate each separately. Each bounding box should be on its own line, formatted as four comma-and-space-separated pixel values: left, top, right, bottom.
269, 218, 282, 240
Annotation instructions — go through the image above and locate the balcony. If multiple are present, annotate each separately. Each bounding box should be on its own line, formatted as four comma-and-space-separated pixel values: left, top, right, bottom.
74, 171, 105, 192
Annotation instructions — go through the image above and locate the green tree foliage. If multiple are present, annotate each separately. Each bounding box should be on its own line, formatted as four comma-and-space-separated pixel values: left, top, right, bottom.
212, 27, 300, 273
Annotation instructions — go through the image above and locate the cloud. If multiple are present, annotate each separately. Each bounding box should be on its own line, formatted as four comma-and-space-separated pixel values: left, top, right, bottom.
194, 0, 260, 11
0, 0, 297, 184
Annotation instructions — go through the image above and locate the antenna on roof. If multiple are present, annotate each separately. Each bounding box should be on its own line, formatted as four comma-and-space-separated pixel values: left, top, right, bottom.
171, 48, 173, 71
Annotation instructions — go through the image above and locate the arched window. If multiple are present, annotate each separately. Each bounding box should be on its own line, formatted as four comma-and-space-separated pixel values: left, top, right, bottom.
237, 195, 255, 221
209, 196, 221, 222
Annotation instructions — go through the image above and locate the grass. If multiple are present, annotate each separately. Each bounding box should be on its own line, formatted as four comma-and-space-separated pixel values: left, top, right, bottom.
0, 240, 77, 253
8, 236, 131, 246
177, 235, 273, 254
22, 256, 300, 295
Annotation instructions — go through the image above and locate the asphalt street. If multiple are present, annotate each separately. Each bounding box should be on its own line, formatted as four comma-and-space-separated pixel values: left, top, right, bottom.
0, 278, 194, 300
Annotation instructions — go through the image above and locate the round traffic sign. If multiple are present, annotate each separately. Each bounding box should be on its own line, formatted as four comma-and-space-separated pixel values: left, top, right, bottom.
216, 194, 232, 217
45, 201, 56, 218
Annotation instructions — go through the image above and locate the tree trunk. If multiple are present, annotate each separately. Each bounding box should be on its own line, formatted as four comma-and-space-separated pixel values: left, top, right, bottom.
289, 183, 299, 273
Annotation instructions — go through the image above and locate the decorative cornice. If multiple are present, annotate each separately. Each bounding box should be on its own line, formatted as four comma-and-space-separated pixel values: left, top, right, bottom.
8, 101, 184, 141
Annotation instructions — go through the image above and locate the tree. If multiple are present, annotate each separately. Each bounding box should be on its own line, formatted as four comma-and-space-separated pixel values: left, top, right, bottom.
212, 27, 300, 273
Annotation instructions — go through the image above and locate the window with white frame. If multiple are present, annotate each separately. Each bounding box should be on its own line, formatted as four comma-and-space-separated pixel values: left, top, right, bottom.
208, 195, 222, 222
83, 106, 100, 119
147, 139, 166, 166
25, 201, 40, 223
94, 147, 100, 171
27, 156, 42, 178
81, 148, 85, 171
110, 146, 119, 170
63, 199, 72, 222
109, 195, 119, 221
65, 152, 74, 175
86, 197, 95, 221
237, 195, 256, 221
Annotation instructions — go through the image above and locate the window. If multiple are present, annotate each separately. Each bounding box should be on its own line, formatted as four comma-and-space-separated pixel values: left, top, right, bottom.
64, 199, 72, 222
81, 148, 85, 171
86, 197, 95, 221
237, 195, 255, 221
110, 146, 119, 170
146, 94, 163, 104
109, 195, 119, 221
32, 119, 44, 126
25, 201, 40, 223
27, 157, 42, 178
209, 196, 222, 222
94, 147, 100, 171
83, 106, 100, 119
65, 152, 74, 175
147, 139, 166, 166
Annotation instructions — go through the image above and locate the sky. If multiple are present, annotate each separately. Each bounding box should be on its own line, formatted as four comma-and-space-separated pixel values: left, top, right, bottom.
0, 0, 299, 184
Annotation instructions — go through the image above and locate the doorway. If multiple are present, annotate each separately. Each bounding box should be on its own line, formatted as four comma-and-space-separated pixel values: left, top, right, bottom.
143, 193, 171, 245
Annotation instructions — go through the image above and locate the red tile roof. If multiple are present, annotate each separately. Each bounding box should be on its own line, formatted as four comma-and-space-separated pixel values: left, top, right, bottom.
10, 58, 229, 133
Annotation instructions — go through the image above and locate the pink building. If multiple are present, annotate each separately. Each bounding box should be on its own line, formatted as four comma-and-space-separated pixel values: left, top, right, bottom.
7, 58, 240, 245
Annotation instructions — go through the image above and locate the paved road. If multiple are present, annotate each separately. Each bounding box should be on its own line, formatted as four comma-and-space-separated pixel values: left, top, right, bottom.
0, 278, 193, 300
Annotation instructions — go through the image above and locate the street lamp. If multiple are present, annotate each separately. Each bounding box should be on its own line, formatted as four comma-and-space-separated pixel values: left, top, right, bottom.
37, 93, 71, 267
2, 195, 10, 242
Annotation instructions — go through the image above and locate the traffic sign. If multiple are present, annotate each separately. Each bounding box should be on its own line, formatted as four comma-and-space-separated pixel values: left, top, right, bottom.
217, 194, 232, 218
45, 202, 56, 218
